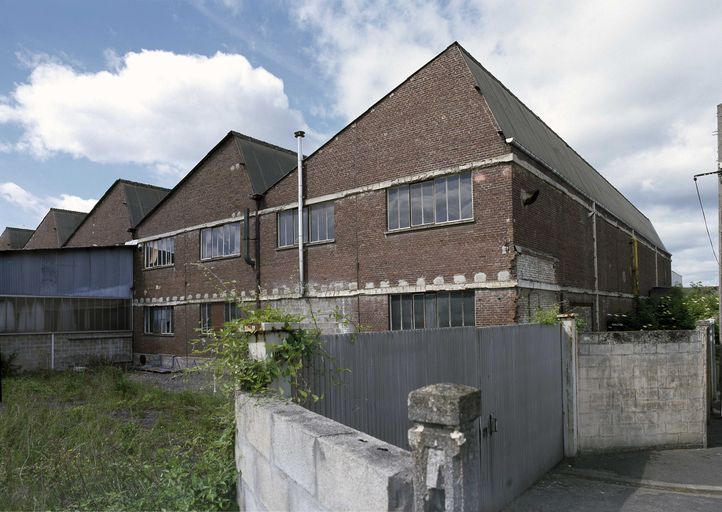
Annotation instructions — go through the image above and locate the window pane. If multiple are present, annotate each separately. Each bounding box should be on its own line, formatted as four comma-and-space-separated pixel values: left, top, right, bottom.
318, 205, 327, 241
463, 290, 475, 326
390, 296, 401, 330
410, 183, 423, 226
422, 181, 434, 224
202, 229, 212, 259
223, 225, 230, 255
310, 206, 320, 241
413, 294, 425, 329
326, 204, 335, 239
447, 175, 460, 221
170, 238, 175, 264
435, 178, 447, 223
437, 292, 450, 327
460, 172, 473, 219
401, 295, 413, 330
302, 208, 309, 243
424, 293, 437, 328
450, 292, 464, 326
231, 223, 240, 255
398, 185, 410, 229
388, 188, 399, 230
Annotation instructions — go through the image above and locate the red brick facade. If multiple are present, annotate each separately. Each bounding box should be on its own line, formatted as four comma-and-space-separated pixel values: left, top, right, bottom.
130, 44, 671, 356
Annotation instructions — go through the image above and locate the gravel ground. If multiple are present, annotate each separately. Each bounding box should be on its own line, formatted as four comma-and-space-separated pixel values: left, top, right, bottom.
126, 369, 222, 394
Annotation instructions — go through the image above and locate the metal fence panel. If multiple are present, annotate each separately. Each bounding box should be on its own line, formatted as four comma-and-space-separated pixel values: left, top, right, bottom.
302, 323, 564, 512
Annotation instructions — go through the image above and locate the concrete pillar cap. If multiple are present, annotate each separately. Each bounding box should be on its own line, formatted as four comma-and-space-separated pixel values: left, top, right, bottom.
408, 383, 481, 426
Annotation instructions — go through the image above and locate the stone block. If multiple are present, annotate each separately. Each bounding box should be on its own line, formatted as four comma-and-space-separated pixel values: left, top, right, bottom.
407, 383, 481, 426
611, 343, 634, 355
254, 448, 290, 512
242, 484, 267, 512
315, 432, 412, 512
633, 343, 657, 354
658, 343, 680, 354
271, 404, 353, 495
289, 484, 326, 512
236, 394, 276, 460
589, 344, 612, 355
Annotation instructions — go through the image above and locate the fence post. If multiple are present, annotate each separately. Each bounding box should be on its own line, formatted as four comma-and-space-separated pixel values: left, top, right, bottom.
245, 322, 302, 397
697, 319, 715, 427
558, 313, 578, 458
408, 383, 481, 512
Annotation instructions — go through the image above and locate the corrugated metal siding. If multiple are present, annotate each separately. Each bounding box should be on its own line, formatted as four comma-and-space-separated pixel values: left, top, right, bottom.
0, 247, 133, 298
303, 324, 564, 512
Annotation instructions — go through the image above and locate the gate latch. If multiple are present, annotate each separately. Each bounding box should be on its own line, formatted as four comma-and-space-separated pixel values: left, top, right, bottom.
488, 413, 498, 435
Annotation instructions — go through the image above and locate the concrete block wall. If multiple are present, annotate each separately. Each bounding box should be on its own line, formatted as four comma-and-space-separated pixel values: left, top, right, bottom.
577, 329, 706, 452
235, 392, 413, 511
0, 331, 132, 371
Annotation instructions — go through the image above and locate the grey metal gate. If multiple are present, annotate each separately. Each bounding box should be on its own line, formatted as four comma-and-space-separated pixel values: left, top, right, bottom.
303, 324, 565, 511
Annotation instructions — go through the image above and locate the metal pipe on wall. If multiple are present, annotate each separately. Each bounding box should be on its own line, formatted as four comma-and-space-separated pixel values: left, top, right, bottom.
295, 131, 305, 296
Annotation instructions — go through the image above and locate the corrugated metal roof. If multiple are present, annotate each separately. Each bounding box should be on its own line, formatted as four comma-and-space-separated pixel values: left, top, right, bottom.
458, 46, 666, 251
53, 209, 87, 246
0, 228, 34, 250
232, 132, 297, 195
121, 181, 170, 228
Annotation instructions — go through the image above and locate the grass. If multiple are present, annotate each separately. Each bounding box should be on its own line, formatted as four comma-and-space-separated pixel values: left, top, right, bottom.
0, 366, 237, 511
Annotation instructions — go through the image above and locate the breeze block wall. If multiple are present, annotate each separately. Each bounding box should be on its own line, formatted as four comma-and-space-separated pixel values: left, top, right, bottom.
577, 327, 708, 452
0, 331, 132, 371
235, 392, 413, 511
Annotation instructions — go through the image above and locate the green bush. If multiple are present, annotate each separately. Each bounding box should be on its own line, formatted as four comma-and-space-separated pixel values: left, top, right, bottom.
194, 304, 326, 401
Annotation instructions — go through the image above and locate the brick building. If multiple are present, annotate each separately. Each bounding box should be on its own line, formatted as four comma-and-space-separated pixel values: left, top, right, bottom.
24, 208, 87, 249
0, 227, 34, 250
131, 42, 670, 359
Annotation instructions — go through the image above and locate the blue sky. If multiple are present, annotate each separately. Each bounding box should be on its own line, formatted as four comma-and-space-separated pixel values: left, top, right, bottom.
1, 0, 721, 284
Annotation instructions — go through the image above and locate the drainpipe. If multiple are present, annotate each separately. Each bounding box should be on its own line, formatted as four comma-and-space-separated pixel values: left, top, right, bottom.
253, 196, 262, 310
591, 203, 600, 330
295, 130, 305, 296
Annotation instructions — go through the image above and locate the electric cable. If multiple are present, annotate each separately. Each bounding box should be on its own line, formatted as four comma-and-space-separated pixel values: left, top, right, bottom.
693, 176, 718, 264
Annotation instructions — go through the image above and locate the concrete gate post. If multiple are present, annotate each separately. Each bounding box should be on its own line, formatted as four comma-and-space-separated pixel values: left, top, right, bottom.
558, 314, 579, 458
407, 383, 481, 512
245, 322, 302, 396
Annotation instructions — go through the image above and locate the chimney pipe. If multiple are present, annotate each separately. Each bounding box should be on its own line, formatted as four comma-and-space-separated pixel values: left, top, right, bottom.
295, 130, 305, 296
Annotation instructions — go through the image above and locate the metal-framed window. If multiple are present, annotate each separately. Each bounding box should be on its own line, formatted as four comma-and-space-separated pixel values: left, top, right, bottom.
199, 303, 212, 333
200, 222, 241, 260
387, 172, 473, 230
144, 237, 175, 269
277, 202, 335, 247
224, 302, 243, 323
143, 306, 174, 334
390, 290, 475, 330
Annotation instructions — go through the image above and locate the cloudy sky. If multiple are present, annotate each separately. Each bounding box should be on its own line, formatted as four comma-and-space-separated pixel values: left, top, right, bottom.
0, 0, 720, 283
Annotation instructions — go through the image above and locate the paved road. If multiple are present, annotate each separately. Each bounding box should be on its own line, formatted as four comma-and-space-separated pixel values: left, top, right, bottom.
506, 417, 722, 511
505, 471, 722, 512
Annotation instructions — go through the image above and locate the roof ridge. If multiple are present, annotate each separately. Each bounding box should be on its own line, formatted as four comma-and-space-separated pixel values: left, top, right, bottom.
118, 179, 171, 192
49, 208, 87, 215
4, 227, 35, 232
231, 131, 296, 156
456, 43, 654, 225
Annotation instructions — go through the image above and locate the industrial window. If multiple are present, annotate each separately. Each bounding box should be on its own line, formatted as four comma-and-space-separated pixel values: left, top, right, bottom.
199, 303, 212, 333
143, 306, 174, 335
0, 297, 130, 333
387, 172, 473, 230
144, 237, 175, 269
390, 290, 475, 330
201, 222, 241, 260
224, 302, 243, 323
277, 202, 335, 247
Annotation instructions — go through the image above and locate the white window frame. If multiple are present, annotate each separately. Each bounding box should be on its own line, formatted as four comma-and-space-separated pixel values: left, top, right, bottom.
200, 222, 241, 260
277, 202, 335, 248
387, 171, 473, 231
143, 306, 174, 335
144, 237, 175, 269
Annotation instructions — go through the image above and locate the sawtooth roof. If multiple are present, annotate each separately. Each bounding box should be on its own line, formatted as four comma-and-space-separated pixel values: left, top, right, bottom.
456, 43, 666, 251
0, 227, 35, 250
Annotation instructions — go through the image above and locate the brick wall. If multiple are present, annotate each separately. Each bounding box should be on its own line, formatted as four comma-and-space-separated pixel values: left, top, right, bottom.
65, 183, 130, 247
0, 331, 132, 371
577, 328, 707, 452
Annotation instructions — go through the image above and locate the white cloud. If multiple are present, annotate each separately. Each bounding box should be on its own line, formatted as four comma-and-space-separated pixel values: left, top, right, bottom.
0, 182, 96, 221
294, 0, 722, 284
0, 49, 313, 175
